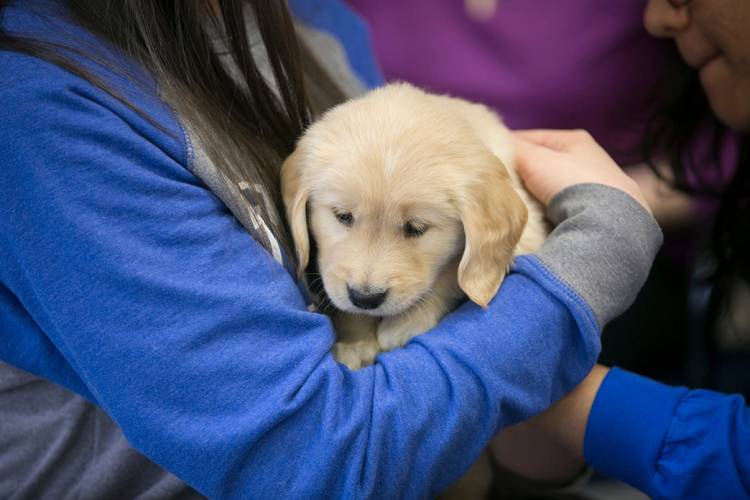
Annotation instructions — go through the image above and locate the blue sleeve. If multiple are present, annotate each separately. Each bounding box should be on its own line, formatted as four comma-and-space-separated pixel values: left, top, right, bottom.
0, 55, 599, 499
584, 368, 750, 499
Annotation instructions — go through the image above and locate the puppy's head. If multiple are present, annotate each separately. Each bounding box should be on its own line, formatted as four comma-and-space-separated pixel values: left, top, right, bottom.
281, 84, 527, 315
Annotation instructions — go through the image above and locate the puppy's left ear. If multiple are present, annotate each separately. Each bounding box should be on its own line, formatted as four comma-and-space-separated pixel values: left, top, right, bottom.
280, 147, 311, 276
457, 156, 528, 308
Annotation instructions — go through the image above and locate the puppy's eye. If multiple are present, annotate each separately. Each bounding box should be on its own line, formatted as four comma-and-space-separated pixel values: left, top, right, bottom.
334, 210, 354, 227
404, 221, 429, 238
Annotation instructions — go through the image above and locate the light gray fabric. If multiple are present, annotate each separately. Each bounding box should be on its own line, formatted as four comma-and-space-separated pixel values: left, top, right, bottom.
295, 22, 367, 97
536, 183, 664, 329
0, 362, 203, 500
208, 11, 366, 99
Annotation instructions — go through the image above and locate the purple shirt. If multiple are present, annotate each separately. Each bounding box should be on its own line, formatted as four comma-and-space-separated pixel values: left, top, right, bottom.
347, 0, 676, 165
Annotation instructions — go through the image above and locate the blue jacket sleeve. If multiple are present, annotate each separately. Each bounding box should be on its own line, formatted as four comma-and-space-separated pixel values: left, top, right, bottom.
0, 54, 600, 499
584, 368, 750, 499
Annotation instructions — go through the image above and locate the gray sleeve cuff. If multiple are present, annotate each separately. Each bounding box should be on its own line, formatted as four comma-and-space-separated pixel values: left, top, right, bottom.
535, 184, 663, 329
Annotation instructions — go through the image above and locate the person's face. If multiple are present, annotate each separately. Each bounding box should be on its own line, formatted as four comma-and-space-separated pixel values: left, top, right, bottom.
644, 0, 750, 131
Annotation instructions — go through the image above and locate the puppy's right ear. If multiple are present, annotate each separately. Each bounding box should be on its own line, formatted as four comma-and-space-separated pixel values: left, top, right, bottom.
281, 148, 311, 276
457, 155, 528, 308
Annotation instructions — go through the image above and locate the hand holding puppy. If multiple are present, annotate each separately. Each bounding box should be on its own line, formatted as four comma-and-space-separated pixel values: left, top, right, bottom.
514, 129, 651, 212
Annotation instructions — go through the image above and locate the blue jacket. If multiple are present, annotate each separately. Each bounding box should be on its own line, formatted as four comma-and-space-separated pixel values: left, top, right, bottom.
586, 368, 750, 499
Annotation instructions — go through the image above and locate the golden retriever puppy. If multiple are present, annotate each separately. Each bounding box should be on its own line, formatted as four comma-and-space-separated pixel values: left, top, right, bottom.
281, 83, 547, 369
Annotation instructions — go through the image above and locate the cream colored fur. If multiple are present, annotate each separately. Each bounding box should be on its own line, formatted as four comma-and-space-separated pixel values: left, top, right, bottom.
282, 83, 547, 369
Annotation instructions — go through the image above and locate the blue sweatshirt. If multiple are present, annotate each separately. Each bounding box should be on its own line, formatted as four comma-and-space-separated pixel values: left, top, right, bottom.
585, 368, 750, 499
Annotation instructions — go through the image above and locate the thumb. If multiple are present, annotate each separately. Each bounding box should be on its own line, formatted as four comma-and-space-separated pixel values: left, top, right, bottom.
515, 129, 593, 152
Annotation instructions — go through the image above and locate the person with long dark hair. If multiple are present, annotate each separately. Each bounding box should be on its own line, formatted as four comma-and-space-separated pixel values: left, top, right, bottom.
0, 1, 660, 497
502, 0, 749, 498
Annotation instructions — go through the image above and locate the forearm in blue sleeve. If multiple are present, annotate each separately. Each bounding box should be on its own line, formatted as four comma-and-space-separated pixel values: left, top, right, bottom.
585, 368, 750, 499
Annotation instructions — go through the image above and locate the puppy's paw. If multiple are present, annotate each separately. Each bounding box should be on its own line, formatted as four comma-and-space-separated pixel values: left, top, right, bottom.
332, 339, 380, 370
377, 312, 440, 352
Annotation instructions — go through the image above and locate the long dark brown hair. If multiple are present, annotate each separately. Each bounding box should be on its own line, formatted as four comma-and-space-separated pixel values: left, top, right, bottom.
0, 0, 346, 260
644, 59, 750, 287
644, 57, 750, 357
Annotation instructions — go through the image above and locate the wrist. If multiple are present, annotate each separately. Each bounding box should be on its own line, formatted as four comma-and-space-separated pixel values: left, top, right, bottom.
489, 419, 584, 483
537, 364, 609, 459
487, 365, 609, 484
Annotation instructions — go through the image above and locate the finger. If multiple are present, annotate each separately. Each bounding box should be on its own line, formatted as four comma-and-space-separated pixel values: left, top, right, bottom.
514, 130, 565, 151
515, 129, 593, 152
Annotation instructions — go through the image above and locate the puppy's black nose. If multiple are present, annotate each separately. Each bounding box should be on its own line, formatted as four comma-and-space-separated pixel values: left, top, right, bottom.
347, 286, 388, 310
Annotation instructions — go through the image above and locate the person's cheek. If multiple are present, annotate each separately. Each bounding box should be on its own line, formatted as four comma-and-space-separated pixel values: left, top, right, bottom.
700, 58, 750, 131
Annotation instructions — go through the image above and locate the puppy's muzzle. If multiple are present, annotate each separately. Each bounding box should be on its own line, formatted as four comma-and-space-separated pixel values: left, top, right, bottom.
347, 285, 388, 310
